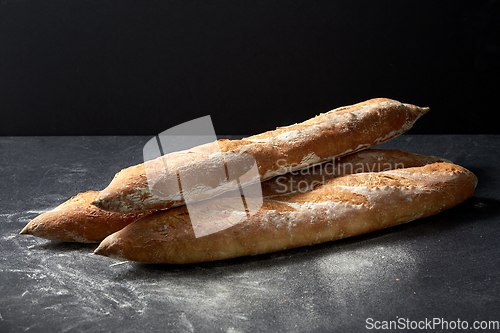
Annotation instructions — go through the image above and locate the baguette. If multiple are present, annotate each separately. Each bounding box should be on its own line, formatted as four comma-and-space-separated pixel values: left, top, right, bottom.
19, 149, 441, 243
19, 191, 153, 243
94, 150, 476, 264
92, 98, 429, 213
260, 149, 450, 196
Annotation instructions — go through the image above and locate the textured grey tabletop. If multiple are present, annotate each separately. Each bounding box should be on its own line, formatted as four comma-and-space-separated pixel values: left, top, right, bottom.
1, 135, 499, 332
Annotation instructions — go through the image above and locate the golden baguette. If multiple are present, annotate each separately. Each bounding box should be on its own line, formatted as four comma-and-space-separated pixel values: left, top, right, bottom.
19, 191, 153, 243
19, 149, 441, 244
92, 98, 429, 213
259, 149, 450, 196
94, 151, 476, 264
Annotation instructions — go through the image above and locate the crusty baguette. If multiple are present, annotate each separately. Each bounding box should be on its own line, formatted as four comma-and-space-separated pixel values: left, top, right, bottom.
260, 149, 450, 196
94, 151, 476, 264
19, 191, 153, 243
92, 98, 429, 213
18, 149, 442, 244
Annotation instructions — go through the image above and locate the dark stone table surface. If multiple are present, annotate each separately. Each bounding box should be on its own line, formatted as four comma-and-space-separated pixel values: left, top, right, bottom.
1, 135, 499, 332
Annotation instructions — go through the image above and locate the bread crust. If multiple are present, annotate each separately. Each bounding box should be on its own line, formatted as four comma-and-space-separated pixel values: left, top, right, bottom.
93, 98, 429, 213
94, 151, 477, 264
19, 191, 153, 243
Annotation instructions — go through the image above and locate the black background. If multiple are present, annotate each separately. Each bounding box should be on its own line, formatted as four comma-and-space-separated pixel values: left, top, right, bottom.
1, 0, 499, 136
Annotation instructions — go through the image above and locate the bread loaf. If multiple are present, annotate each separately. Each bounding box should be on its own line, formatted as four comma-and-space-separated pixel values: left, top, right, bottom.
94, 150, 476, 264
260, 149, 450, 196
19, 149, 443, 244
92, 98, 429, 213
19, 191, 153, 243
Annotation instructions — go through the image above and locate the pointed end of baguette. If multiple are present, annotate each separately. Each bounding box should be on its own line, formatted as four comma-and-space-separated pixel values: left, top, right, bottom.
95, 234, 137, 262
91, 189, 142, 213
420, 106, 430, 115
403, 103, 430, 118
90, 198, 103, 210
19, 224, 31, 235
94, 235, 118, 258
90, 190, 109, 209
93, 245, 107, 257
90, 193, 120, 212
